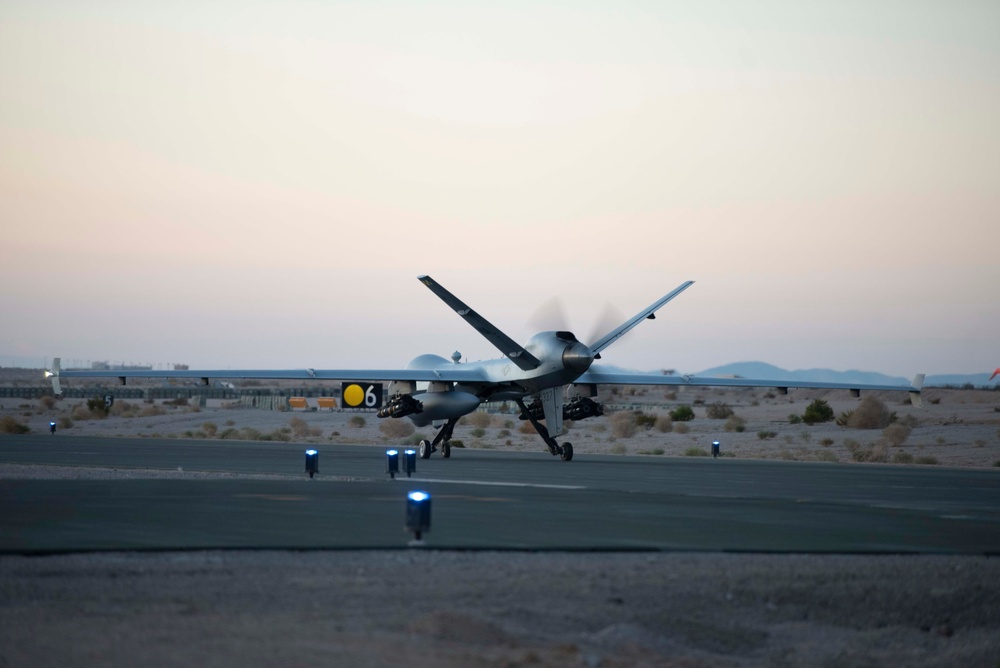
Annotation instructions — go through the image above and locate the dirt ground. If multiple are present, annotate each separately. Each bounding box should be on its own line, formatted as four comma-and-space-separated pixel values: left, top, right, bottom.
4, 382, 999, 469
3, 378, 1000, 666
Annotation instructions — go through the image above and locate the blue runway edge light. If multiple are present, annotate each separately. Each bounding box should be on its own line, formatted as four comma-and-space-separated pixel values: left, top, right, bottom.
405, 490, 432, 543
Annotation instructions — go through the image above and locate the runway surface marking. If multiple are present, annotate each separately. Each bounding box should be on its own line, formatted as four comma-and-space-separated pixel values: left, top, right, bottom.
409, 477, 586, 490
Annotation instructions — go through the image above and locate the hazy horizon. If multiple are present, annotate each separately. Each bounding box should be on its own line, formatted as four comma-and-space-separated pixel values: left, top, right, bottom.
2, 2, 997, 377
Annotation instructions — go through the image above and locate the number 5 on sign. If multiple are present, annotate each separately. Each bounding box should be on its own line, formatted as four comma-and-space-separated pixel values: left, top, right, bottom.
341, 383, 383, 409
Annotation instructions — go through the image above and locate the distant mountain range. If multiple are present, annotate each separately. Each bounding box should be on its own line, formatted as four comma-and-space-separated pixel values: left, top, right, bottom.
690, 361, 997, 388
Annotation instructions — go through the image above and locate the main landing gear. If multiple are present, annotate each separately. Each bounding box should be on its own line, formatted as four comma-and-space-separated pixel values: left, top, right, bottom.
419, 417, 458, 459
515, 399, 573, 461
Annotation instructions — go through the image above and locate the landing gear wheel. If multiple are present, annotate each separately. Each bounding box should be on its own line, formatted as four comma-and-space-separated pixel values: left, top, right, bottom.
560, 442, 573, 461
442, 442, 451, 459
419, 439, 432, 459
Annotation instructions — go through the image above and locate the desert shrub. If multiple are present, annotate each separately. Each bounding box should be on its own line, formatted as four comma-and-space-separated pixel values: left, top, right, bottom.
802, 399, 834, 425
683, 447, 709, 457
706, 402, 733, 419
609, 443, 627, 455
58, 417, 73, 429
846, 440, 888, 463
915, 456, 939, 465
788, 414, 802, 425
655, 414, 673, 432
892, 452, 914, 464
673, 422, 690, 434
610, 411, 638, 438
202, 422, 218, 437
86, 397, 110, 418
670, 405, 695, 422
290, 416, 311, 437
757, 430, 777, 440
140, 405, 165, 417
0, 416, 30, 434
635, 413, 657, 430
882, 424, 911, 447
449, 440, 465, 448
497, 429, 510, 438
466, 411, 492, 429
724, 415, 746, 432
348, 416, 366, 428
164, 397, 189, 407
815, 450, 838, 462
820, 438, 834, 446
219, 428, 239, 439
38, 395, 57, 410
518, 420, 536, 434
470, 427, 486, 438
108, 400, 132, 417
638, 448, 665, 455
840, 396, 895, 429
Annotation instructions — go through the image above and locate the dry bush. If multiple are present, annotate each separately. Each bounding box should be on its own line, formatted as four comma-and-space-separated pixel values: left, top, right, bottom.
683, 447, 709, 457
882, 423, 911, 447
379, 419, 415, 439
58, 417, 73, 429
892, 451, 914, 464
841, 396, 895, 429
655, 414, 673, 433
140, 405, 165, 418
518, 420, 535, 434
609, 443, 627, 455
724, 415, 746, 432
673, 422, 690, 434
289, 416, 310, 437
38, 396, 57, 410
845, 439, 888, 463
0, 416, 30, 434
202, 422, 218, 437
466, 411, 492, 429
706, 402, 734, 419
610, 411, 637, 438
348, 416, 366, 428
635, 413, 657, 430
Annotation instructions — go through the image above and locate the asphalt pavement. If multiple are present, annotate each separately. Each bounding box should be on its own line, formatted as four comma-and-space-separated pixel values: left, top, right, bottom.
1, 435, 998, 553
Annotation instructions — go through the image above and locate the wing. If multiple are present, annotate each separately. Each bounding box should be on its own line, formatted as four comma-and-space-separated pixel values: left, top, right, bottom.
589, 280, 694, 356
52, 365, 490, 385
577, 368, 924, 404
418, 275, 542, 371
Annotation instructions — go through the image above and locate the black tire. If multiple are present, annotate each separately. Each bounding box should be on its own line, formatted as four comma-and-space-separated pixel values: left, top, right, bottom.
419, 439, 432, 459
560, 442, 574, 461
442, 442, 451, 459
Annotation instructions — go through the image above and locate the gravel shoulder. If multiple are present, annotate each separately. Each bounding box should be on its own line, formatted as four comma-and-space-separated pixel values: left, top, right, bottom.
2, 551, 998, 667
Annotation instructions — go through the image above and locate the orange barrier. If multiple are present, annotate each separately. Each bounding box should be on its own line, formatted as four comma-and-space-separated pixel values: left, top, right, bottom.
317, 397, 337, 409
288, 397, 309, 410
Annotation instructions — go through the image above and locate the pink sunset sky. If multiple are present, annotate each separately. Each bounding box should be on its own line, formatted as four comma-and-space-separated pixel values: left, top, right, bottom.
1, 1, 997, 376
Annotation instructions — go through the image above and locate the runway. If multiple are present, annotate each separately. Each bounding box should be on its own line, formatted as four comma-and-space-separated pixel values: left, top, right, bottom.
2, 435, 998, 554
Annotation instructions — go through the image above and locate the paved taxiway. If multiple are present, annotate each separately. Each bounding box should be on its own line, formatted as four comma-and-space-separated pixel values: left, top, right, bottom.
1, 435, 997, 553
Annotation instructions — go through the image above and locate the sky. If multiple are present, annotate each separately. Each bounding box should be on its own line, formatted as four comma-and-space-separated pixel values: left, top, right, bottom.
1, 1, 998, 377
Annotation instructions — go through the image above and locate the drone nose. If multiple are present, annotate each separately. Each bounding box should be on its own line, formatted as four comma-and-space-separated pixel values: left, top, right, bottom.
562, 341, 594, 375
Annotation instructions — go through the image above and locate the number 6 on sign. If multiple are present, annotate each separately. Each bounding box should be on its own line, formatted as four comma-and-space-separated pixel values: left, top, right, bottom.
341, 383, 383, 409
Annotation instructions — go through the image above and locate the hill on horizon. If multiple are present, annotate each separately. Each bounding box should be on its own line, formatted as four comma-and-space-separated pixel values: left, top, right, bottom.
691, 361, 995, 388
